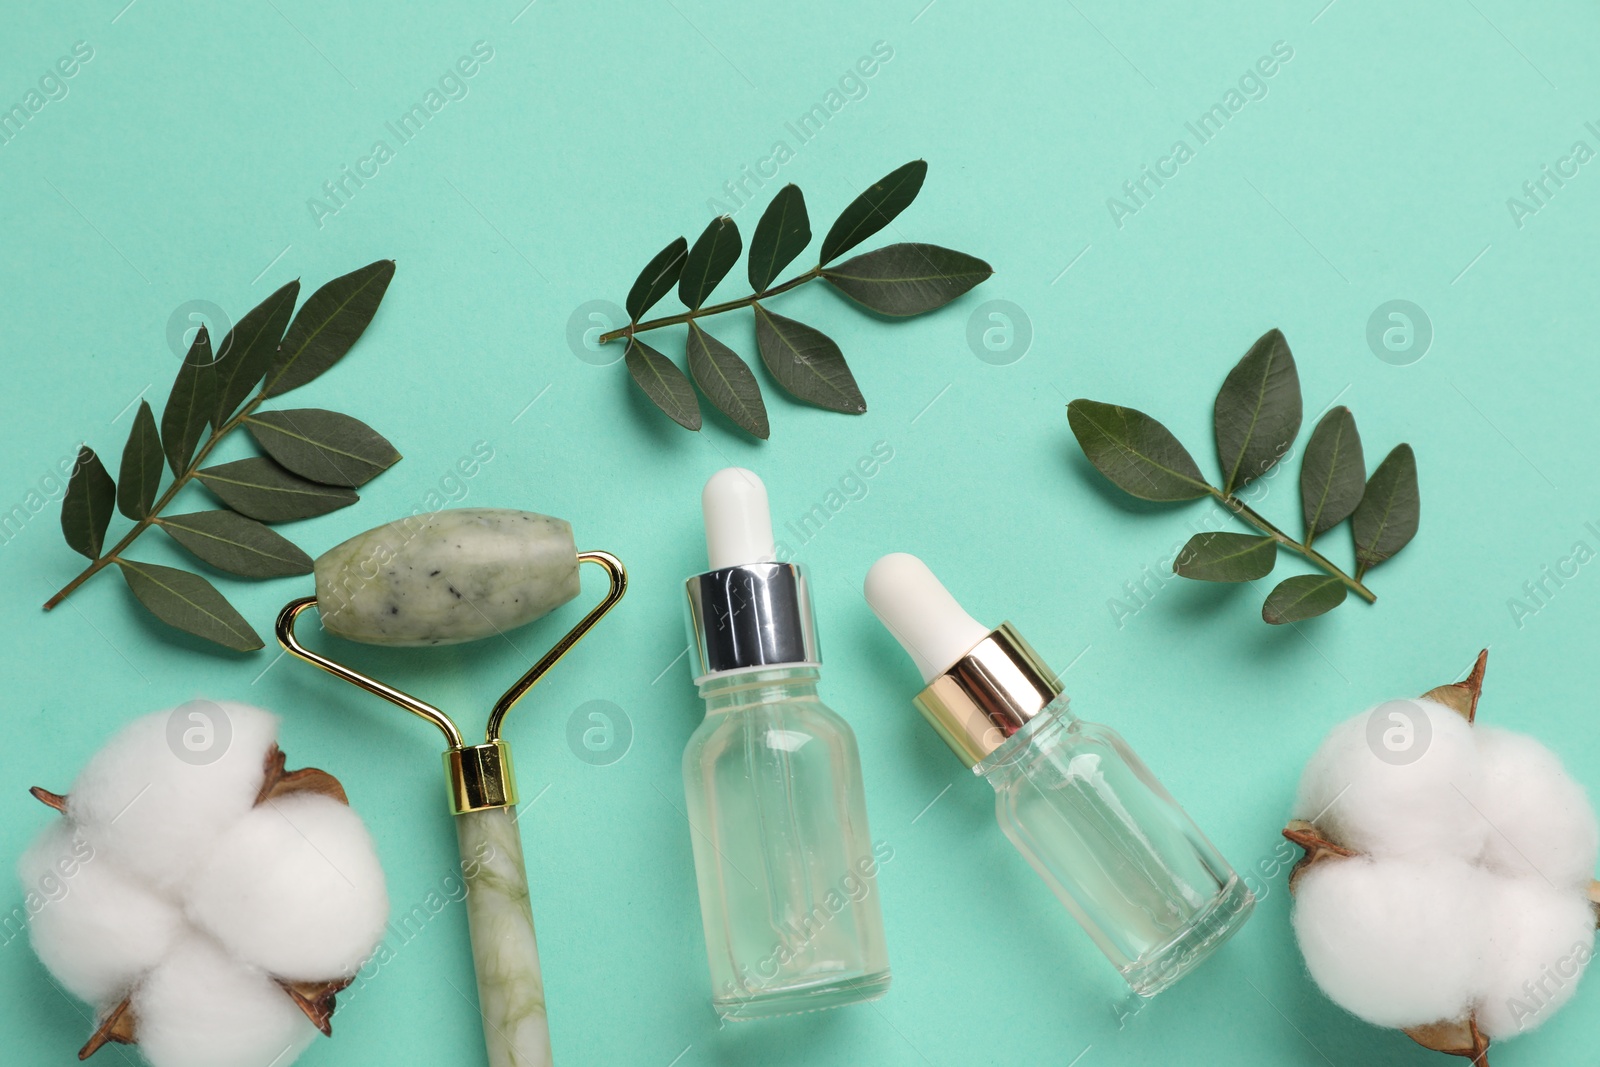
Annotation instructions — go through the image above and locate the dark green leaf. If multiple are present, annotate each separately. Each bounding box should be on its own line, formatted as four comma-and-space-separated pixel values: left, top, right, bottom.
195, 457, 358, 522
244, 409, 400, 487
1066, 400, 1210, 502
626, 237, 688, 321
679, 217, 742, 310
1214, 328, 1302, 494
159, 510, 312, 578
117, 401, 163, 519
823, 243, 993, 316
625, 338, 701, 430
1174, 532, 1277, 582
753, 305, 865, 414
61, 446, 115, 559
748, 185, 810, 292
164, 323, 217, 473
820, 160, 927, 263
687, 325, 768, 439
214, 280, 298, 425
115, 558, 263, 651
1262, 574, 1348, 624
262, 260, 396, 398
1352, 444, 1419, 574
1300, 406, 1365, 541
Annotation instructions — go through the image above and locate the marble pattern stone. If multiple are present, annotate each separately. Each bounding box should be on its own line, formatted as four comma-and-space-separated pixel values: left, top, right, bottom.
457, 806, 552, 1067
313, 509, 580, 646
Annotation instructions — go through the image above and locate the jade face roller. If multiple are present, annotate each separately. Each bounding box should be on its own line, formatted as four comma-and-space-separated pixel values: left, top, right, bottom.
275, 508, 626, 1067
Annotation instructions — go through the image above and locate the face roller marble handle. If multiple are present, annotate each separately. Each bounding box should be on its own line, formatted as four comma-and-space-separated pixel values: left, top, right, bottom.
276, 509, 627, 1067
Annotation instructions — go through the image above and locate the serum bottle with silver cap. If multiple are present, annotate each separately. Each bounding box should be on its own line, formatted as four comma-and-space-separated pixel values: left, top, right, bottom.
681, 469, 891, 1019
864, 553, 1252, 997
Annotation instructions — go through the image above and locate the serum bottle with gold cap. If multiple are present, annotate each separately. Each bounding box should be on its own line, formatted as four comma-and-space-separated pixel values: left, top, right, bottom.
680, 469, 891, 1019
864, 553, 1252, 996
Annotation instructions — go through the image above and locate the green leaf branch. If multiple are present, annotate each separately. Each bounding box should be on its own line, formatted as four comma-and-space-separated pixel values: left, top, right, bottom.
599, 160, 993, 438
1067, 329, 1420, 625
44, 260, 401, 651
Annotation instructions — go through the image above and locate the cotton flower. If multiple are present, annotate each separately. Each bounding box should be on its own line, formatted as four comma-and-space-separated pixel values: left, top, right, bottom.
17, 702, 388, 1067
1287, 659, 1597, 1057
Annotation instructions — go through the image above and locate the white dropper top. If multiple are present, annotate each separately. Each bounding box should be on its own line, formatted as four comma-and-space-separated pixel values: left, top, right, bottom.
702, 468, 777, 569
864, 553, 990, 684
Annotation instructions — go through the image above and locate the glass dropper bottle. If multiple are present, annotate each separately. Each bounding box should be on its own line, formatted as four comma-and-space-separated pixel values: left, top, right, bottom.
679, 469, 891, 1019
864, 552, 1252, 996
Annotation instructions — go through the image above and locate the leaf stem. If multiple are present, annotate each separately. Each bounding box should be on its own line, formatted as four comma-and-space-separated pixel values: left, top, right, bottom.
42, 393, 268, 611
598, 266, 823, 343
1209, 487, 1377, 604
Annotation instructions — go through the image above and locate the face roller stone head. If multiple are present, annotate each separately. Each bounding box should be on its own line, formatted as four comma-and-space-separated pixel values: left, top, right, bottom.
275, 507, 627, 1067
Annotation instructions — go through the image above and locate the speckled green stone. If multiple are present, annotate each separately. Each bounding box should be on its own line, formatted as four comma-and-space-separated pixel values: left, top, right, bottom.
313, 508, 580, 646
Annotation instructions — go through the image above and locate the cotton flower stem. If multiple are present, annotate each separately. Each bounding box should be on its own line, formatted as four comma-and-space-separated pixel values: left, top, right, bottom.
1209, 487, 1377, 603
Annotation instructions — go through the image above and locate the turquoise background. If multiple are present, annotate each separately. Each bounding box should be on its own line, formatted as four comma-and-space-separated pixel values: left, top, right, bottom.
3, 1, 1598, 1064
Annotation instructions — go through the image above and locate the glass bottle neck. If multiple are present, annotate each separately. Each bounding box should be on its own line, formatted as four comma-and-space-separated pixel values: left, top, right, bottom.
697, 666, 821, 715
971, 695, 1076, 783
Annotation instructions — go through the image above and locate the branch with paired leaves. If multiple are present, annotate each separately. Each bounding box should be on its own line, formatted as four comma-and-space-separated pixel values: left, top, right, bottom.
45, 260, 400, 652
602, 160, 992, 438
1068, 329, 1420, 624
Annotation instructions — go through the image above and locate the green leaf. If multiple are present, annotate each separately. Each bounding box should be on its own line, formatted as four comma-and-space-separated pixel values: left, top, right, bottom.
262, 260, 396, 398
1066, 400, 1211, 502
1352, 444, 1419, 574
61, 446, 116, 559
1300, 406, 1365, 541
214, 280, 299, 425
115, 558, 263, 651
626, 237, 688, 322
1214, 328, 1302, 494
1174, 532, 1277, 582
687, 324, 768, 439
164, 323, 217, 474
823, 243, 993, 316
195, 457, 358, 522
117, 401, 163, 520
625, 338, 701, 430
1262, 574, 1348, 624
748, 185, 810, 292
244, 409, 401, 487
679, 217, 742, 310
753, 305, 865, 414
820, 160, 927, 264
159, 510, 313, 579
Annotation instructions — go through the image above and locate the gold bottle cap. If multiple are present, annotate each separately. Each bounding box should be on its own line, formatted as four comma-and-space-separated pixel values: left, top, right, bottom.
913, 623, 1064, 767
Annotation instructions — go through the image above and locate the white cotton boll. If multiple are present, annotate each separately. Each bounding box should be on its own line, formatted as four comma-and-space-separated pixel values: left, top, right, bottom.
187, 793, 388, 981
18, 822, 183, 1005
1292, 699, 1487, 860
1475, 727, 1599, 888
67, 702, 280, 891
1475, 875, 1596, 1038
132, 934, 318, 1067
1292, 855, 1489, 1029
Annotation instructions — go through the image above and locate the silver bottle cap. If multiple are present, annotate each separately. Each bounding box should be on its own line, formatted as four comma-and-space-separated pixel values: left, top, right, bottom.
684, 562, 820, 683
